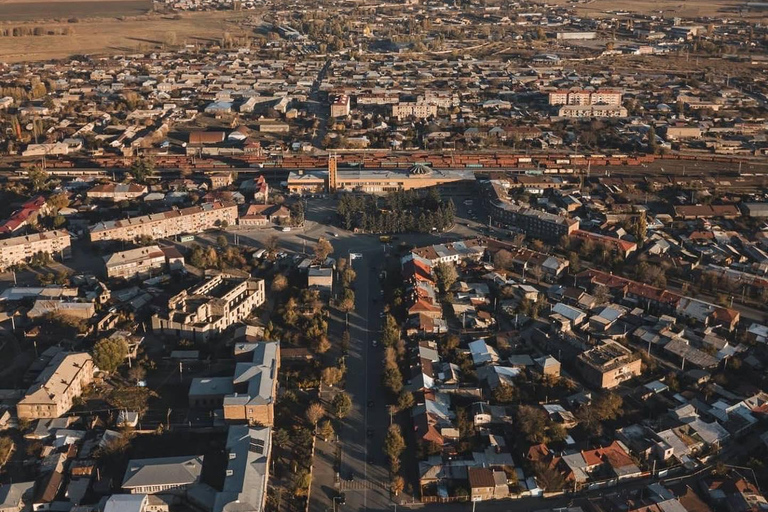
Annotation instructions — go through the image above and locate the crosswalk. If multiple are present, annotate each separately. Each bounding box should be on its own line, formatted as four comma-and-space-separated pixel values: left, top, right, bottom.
339, 479, 388, 491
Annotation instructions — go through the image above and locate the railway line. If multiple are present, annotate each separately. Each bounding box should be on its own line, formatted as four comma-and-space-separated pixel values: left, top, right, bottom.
2, 151, 766, 182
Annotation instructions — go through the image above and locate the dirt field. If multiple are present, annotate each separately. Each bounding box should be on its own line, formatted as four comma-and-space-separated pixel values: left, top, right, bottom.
0, 11, 257, 62
0, 0, 151, 21
542, 0, 768, 21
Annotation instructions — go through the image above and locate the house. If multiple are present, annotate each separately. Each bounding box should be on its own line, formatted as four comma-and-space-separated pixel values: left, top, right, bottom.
468, 339, 499, 366
468, 467, 508, 501
575, 340, 642, 389
308, 267, 333, 296
222, 342, 280, 426
88, 183, 148, 202
214, 425, 271, 512
122, 455, 204, 494
0, 481, 34, 512
16, 352, 94, 420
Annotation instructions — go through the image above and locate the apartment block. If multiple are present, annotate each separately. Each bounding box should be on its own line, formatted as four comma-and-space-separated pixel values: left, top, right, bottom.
330, 94, 351, 117
576, 340, 642, 389
89, 201, 238, 242
391, 102, 438, 120
549, 89, 622, 106
17, 352, 94, 420
558, 105, 628, 118
151, 274, 265, 341
485, 181, 579, 241
103, 245, 167, 279
214, 426, 271, 512
0, 230, 71, 271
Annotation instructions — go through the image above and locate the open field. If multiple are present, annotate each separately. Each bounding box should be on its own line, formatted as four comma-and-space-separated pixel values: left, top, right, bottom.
542, 0, 768, 21
0, 11, 257, 62
0, 0, 151, 22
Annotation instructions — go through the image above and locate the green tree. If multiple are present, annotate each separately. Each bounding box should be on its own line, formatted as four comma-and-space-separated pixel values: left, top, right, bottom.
93, 337, 129, 373
434, 262, 458, 294
313, 237, 333, 261
317, 419, 334, 441
492, 383, 518, 404
397, 391, 415, 411
52, 215, 66, 228
331, 392, 352, 418
216, 235, 228, 248
305, 402, 325, 426
384, 424, 405, 469
128, 157, 155, 183
46, 192, 69, 211
381, 314, 400, 347
27, 166, 49, 192
517, 405, 549, 444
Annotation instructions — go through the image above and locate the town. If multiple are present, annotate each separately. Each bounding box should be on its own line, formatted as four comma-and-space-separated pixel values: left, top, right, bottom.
0, 0, 767, 511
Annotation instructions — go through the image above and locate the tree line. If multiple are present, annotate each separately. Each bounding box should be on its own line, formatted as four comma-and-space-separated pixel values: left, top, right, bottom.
1, 26, 75, 37
336, 188, 455, 234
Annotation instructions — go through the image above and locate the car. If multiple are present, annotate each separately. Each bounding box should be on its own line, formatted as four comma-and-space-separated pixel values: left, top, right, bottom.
281, 227, 291, 232
372, 340, 378, 347
366, 428, 374, 438
338, 492, 346, 505
333, 233, 339, 237
367, 400, 374, 407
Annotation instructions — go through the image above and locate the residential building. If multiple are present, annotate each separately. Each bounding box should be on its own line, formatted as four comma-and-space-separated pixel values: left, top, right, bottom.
104, 245, 167, 279
87, 183, 148, 202
391, 102, 437, 120
0, 196, 50, 234
575, 340, 642, 389
330, 94, 351, 117
549, 89, 622, 106
214, 425, 271, 512
151, 274, 266, 341
308, 267, 333, 296
558, 105, 628, 118
222, 342, 280, 426
0, 230, 71, 270
468, 467, 508, 501
0, 481, 34, 512
485, 181, 578, 241
16, 352, 94, 420
122, 455, 204, 494
89, 201, 238, 242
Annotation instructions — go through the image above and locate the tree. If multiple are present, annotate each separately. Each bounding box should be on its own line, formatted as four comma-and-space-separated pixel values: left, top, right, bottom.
331, 392, 352, 418
127, 364, 146, 384
313, 237, 333, 262
647, 125, 658, 154
341, 329, 351, 354
128, 157, 155, 183
216, 235, 228, 248
517, 405, 549, 444
321, 366, 344, 387
52, 215, 66, 228
271, 274, 288, 293
434, 262, 458, 294
382, 367, 403, 395
391, 475, 405, 496
313, 336, 331, 354
46, 192, 69, 211
28, 166, 49, 192
381, 314, 400, 347
93, 337, 128, 373
265, 235, 279, 254
492, 383, 518, 404
397, 391, 415, 411
317, 419, 334, 441
384, 424, 405, 469
339, 287, 355, 312
273, 428, 290, 447
305, 402, 325, 426
291, 470, 311, 497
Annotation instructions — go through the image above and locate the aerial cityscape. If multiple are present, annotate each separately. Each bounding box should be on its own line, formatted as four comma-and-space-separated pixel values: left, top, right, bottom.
0, 0, 767, 511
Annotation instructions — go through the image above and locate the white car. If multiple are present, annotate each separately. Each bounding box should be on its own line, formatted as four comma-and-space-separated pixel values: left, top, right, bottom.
372, 340, 378, 347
